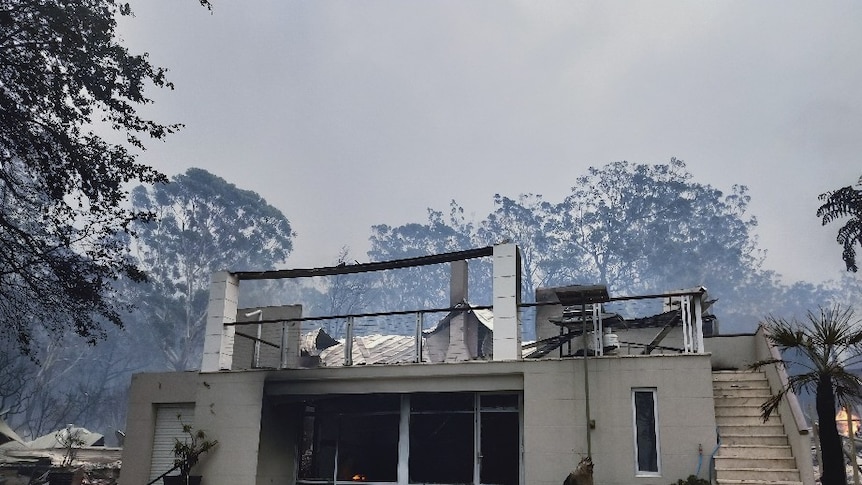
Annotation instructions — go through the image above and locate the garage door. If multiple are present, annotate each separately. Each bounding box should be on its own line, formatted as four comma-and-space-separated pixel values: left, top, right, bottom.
148, 404, 195, 483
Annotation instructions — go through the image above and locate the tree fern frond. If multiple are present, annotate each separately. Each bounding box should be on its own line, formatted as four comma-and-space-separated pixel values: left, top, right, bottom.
819, 180, 862, 272
817, 185, 862, 222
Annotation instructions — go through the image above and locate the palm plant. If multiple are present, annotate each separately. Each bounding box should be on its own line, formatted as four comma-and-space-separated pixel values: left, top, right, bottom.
751, 305, 862, 485
171, 416, 217, 484
818, 176, 862, 272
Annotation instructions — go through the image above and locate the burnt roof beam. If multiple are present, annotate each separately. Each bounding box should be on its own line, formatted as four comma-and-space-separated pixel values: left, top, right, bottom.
233, 246, 494, 281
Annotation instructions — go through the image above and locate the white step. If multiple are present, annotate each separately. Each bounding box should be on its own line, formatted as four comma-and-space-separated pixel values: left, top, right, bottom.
715, 404, 766, 417
718, 424, 786, 436
714, 381, 771, 391
715, 387, 773, 398
713, 371, 768, 382
716, 480, 803, 485
720, 434, 789, 447
713, 467, 801, 481
714, 456, 798, 469
717, 445, 793, 459
716, 396, 774, 407
716, 415, 772, 426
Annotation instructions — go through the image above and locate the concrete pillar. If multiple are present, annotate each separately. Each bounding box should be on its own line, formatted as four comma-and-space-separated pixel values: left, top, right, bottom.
446, 260, 474, 361
201, 271, 239, 372
282, 306, 302, 369
492, 243, 522, 361
450, 260, 468, 306
693, 294, 705, 353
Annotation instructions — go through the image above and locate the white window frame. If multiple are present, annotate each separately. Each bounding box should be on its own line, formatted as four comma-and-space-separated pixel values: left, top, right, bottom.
631, 388, 661, 477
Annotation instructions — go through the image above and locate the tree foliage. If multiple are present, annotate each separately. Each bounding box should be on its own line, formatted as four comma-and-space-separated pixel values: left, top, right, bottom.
0, 0, 209, 356
0, 168, 295, 438
479, 193, 566, 299
818, 175, 862, 272
369, 204, 479, 311
129, 168, 295, 370
0, 325, 139, 441
751, 305, 862, 485
368, 158, 774, 332
560, 159, 763, 295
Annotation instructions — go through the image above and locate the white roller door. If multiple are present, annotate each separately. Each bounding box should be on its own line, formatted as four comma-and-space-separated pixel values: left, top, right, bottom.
148, 404, 195, 483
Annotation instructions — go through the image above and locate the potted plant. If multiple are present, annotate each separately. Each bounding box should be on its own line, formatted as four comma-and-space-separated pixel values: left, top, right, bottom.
164, 416, 218, 485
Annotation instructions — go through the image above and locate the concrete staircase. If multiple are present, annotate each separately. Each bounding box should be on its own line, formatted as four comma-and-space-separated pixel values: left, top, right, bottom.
712, 371, 803, 485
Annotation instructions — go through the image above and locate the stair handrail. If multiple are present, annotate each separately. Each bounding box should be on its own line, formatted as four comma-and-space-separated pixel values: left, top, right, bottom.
762, 326, 810, 435
755, 325, 814, 484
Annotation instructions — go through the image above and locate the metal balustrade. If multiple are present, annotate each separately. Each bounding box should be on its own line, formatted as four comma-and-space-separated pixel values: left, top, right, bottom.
228, 287, 712, 369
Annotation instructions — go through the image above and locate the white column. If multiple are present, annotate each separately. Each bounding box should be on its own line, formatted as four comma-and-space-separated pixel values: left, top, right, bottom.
693, 293, 705, 353
492, 243, 522, 361
201, 271, 239, 372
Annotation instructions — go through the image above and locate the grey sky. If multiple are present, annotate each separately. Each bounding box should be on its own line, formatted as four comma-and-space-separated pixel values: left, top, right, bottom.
119, 1, 861, 285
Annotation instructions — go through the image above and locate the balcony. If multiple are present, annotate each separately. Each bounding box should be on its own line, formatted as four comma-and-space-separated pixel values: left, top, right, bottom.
201, 243, 715, 372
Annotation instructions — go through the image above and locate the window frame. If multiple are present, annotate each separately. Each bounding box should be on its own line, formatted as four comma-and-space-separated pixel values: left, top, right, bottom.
295, 392, 522, 485
631, 387, 661, 477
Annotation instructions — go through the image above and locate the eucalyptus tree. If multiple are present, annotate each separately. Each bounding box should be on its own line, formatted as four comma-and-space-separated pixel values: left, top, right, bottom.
818, 176, 862, 272
368, 159, 774, 332
558, 158, 764, 296
477, 193, 570, 300
129, 168, 295, 371
752, 305, 862, 485
0, 0, 209, 357
369, 202, 479, 312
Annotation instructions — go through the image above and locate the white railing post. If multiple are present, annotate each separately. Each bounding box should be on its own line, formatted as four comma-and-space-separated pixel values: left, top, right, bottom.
280, 322, 287, 369
693, 293, 705, 353
591, 304, 603, 356
344, 316, 354, 366
681, 296, 692, 353
414, 312, 424, 363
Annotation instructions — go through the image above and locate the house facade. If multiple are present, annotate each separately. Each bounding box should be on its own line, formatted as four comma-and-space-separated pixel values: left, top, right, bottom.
119, 244, 813, 485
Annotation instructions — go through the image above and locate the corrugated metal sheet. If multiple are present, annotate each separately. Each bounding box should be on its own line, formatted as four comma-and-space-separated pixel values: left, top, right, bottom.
424, 301, 494, 335
300, 327, 339, 356
26, 427, 103, 449
0, 419, 23, 446
318, 334, 427, 366
310, 304, 496, 366
473, 308, 493, 330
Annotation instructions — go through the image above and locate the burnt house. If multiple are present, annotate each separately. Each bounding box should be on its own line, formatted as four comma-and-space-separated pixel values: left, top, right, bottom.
119, 244, 812, 485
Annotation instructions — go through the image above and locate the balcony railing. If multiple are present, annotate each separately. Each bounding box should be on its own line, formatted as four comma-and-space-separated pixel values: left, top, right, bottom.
228, 287, 712, 369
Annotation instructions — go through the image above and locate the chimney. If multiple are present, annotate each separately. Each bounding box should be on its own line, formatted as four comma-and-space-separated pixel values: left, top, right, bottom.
445, 260, 478, 361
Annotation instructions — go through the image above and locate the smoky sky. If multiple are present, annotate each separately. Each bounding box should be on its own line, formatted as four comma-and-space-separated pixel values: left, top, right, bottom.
118, 1, 862, 285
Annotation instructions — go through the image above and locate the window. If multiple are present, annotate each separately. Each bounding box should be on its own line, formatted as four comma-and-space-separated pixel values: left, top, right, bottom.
298, 394, 400, 482
478, 394, 520, 485
297, 392, 520, 485
632, 389, 660, 475
409, 393, 474, 483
